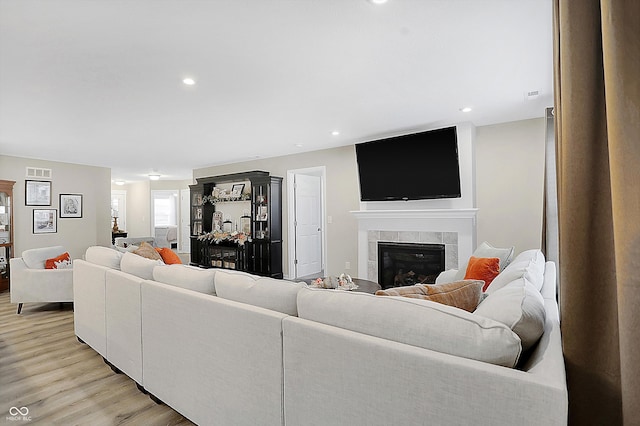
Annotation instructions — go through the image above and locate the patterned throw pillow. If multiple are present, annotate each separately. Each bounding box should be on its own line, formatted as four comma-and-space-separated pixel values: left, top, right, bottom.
45, 252, 71, 269
375, 280, 484, 312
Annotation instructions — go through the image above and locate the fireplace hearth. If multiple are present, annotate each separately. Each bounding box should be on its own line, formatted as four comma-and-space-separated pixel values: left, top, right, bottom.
378, 242, 445, 289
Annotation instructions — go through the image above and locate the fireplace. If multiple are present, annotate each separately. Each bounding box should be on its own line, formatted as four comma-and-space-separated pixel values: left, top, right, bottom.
378, 242, 445, 289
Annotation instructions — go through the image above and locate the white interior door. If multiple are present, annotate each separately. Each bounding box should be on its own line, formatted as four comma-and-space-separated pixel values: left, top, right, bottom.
294, 174, 322, 278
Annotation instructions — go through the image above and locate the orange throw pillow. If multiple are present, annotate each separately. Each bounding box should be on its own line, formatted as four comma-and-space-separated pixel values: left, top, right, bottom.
464, 256, 500, 292
45, 252, 71, 269
156, 247, 182, 265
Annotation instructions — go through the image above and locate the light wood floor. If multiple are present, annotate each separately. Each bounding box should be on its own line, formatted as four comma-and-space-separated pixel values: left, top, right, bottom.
0, 291, 194, 425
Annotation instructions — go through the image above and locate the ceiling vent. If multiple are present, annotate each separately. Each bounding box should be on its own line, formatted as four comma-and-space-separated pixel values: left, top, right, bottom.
26, 167, 52, 179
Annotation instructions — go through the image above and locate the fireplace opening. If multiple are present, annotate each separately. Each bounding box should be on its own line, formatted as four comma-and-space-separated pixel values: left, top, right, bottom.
378, 242, 445, 289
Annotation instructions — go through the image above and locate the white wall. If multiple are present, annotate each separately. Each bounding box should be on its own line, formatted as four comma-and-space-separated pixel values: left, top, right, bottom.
475, 118, 545, 254
0, 155, 111, 260
194, 118, 546, 276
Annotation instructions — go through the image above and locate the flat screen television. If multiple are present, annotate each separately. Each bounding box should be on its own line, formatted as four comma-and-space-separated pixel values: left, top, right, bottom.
355, 126, 461, 201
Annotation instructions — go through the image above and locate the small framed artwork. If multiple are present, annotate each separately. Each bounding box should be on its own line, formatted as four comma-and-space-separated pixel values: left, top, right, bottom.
25, 180, 51, 206
231, 183, 245, 197
60, 194, 83, 218
33, 209, 57, 234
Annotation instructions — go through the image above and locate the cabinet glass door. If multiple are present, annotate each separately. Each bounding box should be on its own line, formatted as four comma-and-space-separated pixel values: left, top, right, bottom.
0, 190, 10, 244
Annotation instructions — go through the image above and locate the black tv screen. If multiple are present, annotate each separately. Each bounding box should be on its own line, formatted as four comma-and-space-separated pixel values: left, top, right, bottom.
355, 126, 461, 201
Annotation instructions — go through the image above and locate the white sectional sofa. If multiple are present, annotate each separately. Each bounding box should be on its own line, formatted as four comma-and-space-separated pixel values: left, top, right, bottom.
73, 245, 568, 426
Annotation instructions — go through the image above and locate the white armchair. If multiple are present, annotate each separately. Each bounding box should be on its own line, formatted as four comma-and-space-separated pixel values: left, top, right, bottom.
10, 246, 74, 314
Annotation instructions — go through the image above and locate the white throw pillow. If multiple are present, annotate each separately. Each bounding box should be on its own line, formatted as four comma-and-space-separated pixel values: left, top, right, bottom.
153, 264, 217, 295
85, 246, 123, 270
474, 277, 546, 351
297, 287, 522, 368
120, 251, 163, 280
454, 241, 515, 281
215, 270, 307, 316
22, 246, 67, 269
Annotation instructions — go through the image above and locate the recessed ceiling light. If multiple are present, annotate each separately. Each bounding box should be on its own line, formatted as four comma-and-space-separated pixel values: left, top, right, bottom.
331, 131, 340, 136
114, 180, 125, 186
295, 143, 303, 148
460, 107, 472, 113
369, 0, 388, 4
183, 78, 195, 85
149, 174, 160, 181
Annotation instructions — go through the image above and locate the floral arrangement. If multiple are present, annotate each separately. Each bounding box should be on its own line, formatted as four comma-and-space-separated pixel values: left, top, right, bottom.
202, 190, 251, 204
311, 273, 358, 290
197, 230, 250, 246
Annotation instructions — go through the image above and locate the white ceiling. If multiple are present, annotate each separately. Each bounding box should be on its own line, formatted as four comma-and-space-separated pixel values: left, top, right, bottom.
0, 0, 553, 183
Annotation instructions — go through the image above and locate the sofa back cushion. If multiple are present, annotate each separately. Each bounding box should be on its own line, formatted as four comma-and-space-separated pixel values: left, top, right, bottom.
22, 246, 66, 269
215, 270, 306, 316
85, 246, 123, 270
474, 277, 546, 351
486, 249, 545, 294
297, 287, 522, 368
153, 264, 216, 295
120, 251, 163, 280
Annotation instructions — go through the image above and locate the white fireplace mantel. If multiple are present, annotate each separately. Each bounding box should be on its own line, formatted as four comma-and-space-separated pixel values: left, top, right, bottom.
351, 208, 478, 280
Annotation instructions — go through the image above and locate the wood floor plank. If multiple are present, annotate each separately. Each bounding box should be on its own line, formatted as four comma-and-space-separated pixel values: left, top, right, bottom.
0, 290, 194, 425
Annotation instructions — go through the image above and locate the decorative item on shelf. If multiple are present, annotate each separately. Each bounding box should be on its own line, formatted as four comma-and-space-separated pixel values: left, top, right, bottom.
240, 214, 251, 235
197, 230, 251, 246
111, 208, 119, 232
310, 274, 358, 291
256, 205, 268, 221
212, 211, 223, 231
222, 219, 233, 233
204, 185, 251, 202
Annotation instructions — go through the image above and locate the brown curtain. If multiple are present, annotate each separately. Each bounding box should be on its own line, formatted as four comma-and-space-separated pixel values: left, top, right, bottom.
554, 1, 640, 425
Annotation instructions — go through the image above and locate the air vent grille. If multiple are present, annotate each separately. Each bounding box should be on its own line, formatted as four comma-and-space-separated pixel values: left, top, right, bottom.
26, 167, 52, 179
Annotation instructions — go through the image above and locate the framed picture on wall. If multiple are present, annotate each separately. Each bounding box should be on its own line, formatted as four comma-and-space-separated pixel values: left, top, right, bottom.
60, 194, 83, 218
33, 209, 57, 234
25, 180, 51, 206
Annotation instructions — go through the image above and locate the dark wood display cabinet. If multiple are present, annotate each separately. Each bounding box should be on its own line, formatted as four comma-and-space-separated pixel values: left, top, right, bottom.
0, 180, 15, 292
189, 171, 283, 278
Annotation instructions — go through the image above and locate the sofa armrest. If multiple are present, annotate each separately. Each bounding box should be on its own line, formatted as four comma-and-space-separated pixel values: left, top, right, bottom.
283, 317, 568, 426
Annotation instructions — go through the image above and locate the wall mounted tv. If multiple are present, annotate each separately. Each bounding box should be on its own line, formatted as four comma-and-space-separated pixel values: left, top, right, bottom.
355, 126, 461, 201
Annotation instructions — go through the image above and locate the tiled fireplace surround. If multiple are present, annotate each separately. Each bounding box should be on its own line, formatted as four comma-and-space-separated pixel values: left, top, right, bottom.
352, 209, 478, 282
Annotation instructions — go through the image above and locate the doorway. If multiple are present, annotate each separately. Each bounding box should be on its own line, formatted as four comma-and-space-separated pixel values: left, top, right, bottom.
287, 167, 326, 279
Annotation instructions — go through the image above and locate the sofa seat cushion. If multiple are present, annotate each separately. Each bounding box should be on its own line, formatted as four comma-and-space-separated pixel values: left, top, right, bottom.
375, 280, 483, 312
215, 270, 306, 316
153, 264, 216, 295
474, 277, 546, 351
120, 251, 163, 280
297, 287, 522, 368
22, 246, 67, 269
85, 246, 123, 270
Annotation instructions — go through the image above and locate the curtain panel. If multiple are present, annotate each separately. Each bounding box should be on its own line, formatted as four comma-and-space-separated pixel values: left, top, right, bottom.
553, 1, 640, 424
